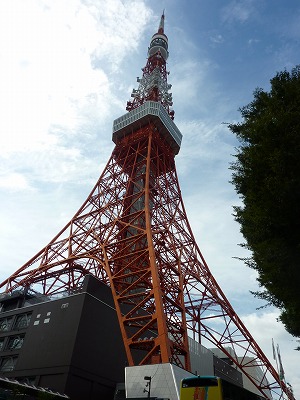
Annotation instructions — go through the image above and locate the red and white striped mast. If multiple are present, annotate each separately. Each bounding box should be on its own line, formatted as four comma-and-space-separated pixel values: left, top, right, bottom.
126, 11, 174, 119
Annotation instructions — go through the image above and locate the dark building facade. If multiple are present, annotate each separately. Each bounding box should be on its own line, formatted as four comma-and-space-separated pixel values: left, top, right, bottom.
0, 275, 127, 400
0, 274, 248, 400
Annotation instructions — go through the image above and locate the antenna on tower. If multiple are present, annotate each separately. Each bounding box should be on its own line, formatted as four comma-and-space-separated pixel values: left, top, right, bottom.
158, 10, 165, 34
126, 11, 173, 118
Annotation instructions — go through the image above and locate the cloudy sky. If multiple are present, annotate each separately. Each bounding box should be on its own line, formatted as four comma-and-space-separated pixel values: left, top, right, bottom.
0, 0, 299, 397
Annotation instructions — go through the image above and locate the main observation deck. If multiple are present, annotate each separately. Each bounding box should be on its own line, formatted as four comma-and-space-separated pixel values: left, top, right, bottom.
112, 101, 182, 155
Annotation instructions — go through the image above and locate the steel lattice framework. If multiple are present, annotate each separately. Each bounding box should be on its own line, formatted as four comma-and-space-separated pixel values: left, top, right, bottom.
0, 13, 294, 400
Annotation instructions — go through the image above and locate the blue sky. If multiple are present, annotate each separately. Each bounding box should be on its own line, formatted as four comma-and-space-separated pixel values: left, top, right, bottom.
0, 0, 299, 396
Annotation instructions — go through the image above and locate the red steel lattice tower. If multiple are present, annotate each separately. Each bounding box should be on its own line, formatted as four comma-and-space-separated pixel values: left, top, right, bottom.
0, 14, 294, 400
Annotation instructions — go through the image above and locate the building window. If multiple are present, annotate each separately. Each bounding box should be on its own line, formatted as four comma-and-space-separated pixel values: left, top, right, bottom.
14, 313, 31, 330
0, 356, 17, 372
7, 335, 25, 350
0, 317, 13, 332
0, 338, 4, 351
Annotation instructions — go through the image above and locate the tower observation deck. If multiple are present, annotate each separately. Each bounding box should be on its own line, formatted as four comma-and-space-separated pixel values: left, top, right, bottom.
0, 12, 294, 400
113, 100, 182, 154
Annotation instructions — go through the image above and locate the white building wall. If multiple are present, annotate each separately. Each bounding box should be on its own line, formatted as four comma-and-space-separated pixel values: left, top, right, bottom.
125, 363, 194, 400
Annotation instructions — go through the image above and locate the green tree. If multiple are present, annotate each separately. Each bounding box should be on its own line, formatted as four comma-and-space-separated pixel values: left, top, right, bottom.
229, 65, 300, 340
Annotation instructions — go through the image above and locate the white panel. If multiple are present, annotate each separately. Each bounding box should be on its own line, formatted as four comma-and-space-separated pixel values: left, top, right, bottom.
125, 363, 195, 400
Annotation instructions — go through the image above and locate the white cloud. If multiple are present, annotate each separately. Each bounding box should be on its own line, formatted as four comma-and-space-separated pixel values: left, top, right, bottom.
248, 38, 260, 46
210, 33, 224, 44
241, 311, 300, 395
85, 0, 152, 69
171, 61, 223, 122
0, 172, 33, 191
0, 0, 155, 300
0, 0, 153, 279
0, 0, 152, 188
221, 0, 256, 24
177, 119, 229, 162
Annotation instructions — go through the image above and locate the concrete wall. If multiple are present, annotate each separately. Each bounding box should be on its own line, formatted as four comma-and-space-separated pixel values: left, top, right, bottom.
125, 363, 195, 400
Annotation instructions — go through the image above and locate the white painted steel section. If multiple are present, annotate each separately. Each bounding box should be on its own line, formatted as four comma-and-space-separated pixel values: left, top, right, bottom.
112, 101, 182, 153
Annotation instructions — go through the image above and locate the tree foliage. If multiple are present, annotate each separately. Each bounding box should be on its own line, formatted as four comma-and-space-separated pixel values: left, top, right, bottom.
229, 66, 300, 339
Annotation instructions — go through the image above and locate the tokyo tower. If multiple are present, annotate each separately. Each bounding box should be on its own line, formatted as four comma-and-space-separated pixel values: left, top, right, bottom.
0, 13, 294, 400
